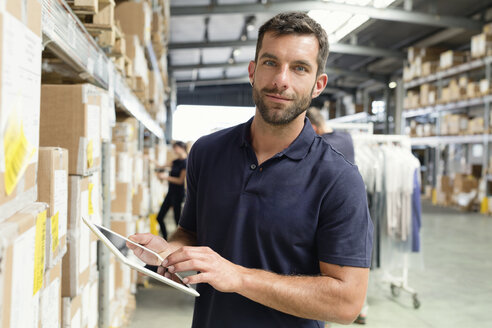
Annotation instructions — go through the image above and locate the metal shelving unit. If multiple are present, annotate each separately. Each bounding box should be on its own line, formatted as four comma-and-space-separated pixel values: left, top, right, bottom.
41, 1, 167, 326
42, 0, 164, 139
402, 53, 492, 198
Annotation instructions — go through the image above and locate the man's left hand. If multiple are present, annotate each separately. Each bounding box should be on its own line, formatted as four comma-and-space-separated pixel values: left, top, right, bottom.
162, 246, 244, 292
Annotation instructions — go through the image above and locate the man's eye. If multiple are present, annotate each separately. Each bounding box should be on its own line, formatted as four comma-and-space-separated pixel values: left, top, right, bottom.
295, 66, 307, 72
264, 60, 275, 66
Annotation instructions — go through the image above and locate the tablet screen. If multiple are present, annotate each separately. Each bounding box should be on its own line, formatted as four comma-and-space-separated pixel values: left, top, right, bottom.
93, 223, 187, 287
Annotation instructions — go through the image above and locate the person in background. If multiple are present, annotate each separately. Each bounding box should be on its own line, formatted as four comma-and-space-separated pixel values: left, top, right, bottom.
306, 107, 355, 164
128, 12, 373, 328
155, 141, 188, 239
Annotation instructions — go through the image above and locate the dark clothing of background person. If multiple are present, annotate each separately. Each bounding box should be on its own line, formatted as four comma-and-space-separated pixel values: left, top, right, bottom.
321, 130, 355, 164
156, 158, 187, 239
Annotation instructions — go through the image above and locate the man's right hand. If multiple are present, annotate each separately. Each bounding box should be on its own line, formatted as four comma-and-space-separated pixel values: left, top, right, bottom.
126, 233, 171, 266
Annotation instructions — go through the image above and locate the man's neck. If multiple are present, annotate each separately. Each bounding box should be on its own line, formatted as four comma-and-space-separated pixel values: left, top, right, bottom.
250, 111, 305, 165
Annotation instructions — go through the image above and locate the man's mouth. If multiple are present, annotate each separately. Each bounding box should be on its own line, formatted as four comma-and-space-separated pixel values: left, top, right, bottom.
265, 94, 293, 102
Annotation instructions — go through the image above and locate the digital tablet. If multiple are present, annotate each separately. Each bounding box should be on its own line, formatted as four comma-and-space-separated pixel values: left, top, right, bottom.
82, 216, 199, 297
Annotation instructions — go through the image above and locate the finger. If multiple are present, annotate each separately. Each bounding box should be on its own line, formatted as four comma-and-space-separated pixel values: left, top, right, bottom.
165, 246, 209, 267
182, 272, 210, 285
157, 266, 165, 275
128, 233, 155, 245
167, 259, 207, 274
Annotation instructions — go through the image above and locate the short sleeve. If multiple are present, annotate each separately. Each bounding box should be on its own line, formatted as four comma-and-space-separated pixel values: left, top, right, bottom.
178, 146, 198, 232
317, 165, 373, 268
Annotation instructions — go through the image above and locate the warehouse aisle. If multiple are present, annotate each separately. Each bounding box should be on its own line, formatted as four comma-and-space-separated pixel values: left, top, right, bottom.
130, 202, 492, 328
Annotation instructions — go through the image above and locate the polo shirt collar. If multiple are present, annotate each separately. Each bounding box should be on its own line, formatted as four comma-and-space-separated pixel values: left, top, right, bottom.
240, 116, 316, 161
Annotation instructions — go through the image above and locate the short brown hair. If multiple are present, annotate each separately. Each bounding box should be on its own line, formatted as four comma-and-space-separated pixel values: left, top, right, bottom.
255, 12, 329, 77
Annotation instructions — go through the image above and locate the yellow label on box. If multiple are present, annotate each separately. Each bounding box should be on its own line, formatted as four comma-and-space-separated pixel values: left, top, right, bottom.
3, 111, 36, 195
149, 213, 158, 236
88, 183, 94, 215
51, 212, 59, 252
33, 210, 47, 295
87, 139, 94, 168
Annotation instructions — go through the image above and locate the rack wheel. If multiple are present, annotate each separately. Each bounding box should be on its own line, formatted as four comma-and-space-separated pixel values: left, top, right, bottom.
413, 294, 421, 309
390, 284, 400, 297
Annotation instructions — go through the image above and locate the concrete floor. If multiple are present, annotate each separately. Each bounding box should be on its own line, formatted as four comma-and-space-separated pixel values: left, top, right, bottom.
129, 201, 492, 328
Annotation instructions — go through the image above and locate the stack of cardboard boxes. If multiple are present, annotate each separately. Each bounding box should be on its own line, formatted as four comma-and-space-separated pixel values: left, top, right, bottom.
39, 83, 108, 328
0, 2, 64, 328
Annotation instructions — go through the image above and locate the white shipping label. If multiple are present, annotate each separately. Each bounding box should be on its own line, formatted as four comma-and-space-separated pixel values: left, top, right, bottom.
91, 172, 101, 218
71, 310, 81, 328
81, 190, 89, 222
82, 284, 90, 327
86, 105, 101, 160
11, 227, 38, 328
123, 265, 131, 290
41, 278, 60, 328
0, 12, 42, 172
54, 170, 68, 238
89, 282, 99, 328
91, 240, 97, 266
79, 223, 91, 274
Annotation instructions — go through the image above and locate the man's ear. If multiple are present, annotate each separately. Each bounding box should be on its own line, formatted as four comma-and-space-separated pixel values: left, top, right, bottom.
312, 73, 328, 98
248, 61, 256, 86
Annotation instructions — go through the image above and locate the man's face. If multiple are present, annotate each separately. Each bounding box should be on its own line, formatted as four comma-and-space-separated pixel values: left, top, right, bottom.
248, 32, 327, 126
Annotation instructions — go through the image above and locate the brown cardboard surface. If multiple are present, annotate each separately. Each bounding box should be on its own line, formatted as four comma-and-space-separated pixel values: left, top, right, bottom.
40, 84, 102, 175
111, 182, 132, 214
5, 0, 41, 36
63, 175, 91, 298
38, 147, 69, 268
115, 1, 151, 44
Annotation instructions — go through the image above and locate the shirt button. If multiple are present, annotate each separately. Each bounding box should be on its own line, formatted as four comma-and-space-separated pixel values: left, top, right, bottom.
250, 164, 257, 170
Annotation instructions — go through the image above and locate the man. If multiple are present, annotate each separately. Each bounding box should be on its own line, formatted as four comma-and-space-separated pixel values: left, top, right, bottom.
306, 107, 355, 163
128, 12, 373, 327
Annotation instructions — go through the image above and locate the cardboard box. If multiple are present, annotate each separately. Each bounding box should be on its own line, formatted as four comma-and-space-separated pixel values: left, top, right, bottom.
63, 176, 91, 297
39, 260, 62, 328
111, 182, 132, 214
0, 0, 42, 222
124, 35, 149, 85
467, 82, 480, 99
38, 147, 69, 269
132, 183, 149, 216
468, 117, 484, 134
111, 144, 116, 200
440, 50, 466, 70
480, 79, 491, 95
93, 0, 115, 27
0, 203, 49, 328
422, 61, 438, 77
420, 84, 437, 106
115, 1, 151, 44
453, 174, 478, 194
40, 84, 103, 175
471, 33, 492, 58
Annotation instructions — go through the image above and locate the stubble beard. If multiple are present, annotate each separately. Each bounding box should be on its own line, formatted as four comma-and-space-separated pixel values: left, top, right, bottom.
252, 84, 315, 126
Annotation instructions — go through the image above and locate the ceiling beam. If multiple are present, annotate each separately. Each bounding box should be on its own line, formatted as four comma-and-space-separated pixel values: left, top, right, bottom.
169, 40, 405, 58
170, 1, 482, 30
170, 61, 388, 82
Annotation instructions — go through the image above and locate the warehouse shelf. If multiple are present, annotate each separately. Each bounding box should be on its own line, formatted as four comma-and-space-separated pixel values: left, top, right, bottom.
403, 95, 492, 118
404, 56, 492, 89
410, 134, 492, 146
41, 0, 164, 139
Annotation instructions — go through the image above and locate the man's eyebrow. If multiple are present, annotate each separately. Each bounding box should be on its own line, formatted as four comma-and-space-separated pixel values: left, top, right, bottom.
259, 53, 278, 60
259, 53, 314, 69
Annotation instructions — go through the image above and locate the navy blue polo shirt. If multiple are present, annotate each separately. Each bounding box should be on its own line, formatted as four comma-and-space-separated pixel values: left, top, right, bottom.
180, 117, 373, 328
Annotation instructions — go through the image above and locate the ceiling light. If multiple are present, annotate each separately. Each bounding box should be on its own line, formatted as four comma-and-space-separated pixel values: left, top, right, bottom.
240, 34, 247, 41
388, 81, 397, 89
233, 48, 241, 57
228, 58, 234, 64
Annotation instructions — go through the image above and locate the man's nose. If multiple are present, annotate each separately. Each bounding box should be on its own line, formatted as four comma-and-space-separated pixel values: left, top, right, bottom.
272, 65, 290, 91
